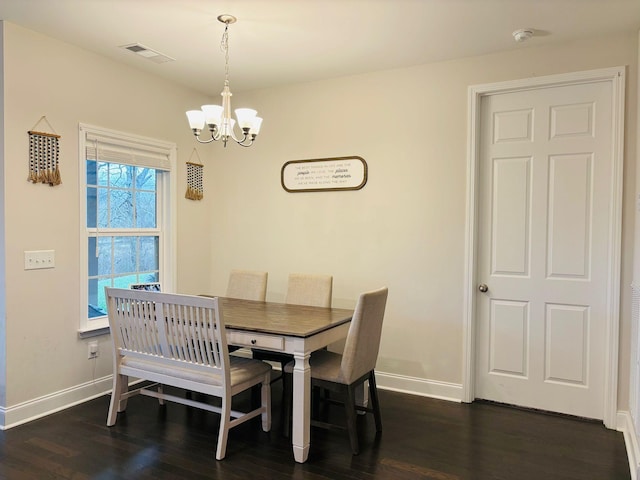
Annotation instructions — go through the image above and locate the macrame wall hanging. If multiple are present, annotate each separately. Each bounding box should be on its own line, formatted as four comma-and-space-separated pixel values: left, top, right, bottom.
185, 149, 204, 201
28, 116, 62, 186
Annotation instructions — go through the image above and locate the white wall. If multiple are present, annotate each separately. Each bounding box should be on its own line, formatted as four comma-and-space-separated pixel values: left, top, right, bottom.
204, 32, 638, 401
1, 21, 213, 419
0, 20, 637, 424
625, 30, 640, 480
0, 22, 7, 420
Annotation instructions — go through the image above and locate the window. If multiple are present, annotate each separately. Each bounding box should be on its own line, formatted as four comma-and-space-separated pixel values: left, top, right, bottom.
79, 124, 176, 335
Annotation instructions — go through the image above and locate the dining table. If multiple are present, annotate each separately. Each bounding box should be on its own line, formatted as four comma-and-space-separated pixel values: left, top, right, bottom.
218, 297, 354, 463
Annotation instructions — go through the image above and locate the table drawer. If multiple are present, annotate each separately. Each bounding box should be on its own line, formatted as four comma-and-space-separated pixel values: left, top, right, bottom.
228, 331, 285, 351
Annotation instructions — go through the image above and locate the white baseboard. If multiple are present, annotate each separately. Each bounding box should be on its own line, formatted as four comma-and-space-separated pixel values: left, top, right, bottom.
0, 375, 113, 430
0, 369, 461, 430
375, 371, 463, 402
617, 410, 640, 480
230, 350, 465, 403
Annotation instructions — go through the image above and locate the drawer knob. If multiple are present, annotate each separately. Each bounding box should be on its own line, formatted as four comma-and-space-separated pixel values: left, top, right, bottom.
251, 339, 257, 345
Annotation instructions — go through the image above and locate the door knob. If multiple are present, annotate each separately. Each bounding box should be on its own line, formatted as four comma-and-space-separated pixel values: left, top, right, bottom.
478, 283, 488, 293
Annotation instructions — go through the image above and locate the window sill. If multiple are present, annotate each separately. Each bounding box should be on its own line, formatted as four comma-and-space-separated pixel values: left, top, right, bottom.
77, 326, 110, 339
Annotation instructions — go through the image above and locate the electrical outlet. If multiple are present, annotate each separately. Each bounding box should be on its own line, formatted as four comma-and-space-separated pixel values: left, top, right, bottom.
88, 341, 99, 359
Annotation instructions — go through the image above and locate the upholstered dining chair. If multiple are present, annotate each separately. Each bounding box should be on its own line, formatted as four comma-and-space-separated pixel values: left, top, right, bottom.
224, 269, 268, 354
252, 273, 333, 384
285, 273, 333, 308
226, 269, 268, 301
283, 286, 388, 455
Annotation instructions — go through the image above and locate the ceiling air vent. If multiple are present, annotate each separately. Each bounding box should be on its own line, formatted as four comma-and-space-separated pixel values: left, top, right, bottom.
120, 43, 175, 64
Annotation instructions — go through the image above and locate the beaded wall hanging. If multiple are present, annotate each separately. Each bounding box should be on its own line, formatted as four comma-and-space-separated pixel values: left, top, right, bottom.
185, 149, 204, 201
28, 116, 62, 186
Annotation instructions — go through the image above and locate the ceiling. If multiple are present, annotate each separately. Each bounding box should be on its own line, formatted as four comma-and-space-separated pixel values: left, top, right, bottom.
0, 0, 639, 96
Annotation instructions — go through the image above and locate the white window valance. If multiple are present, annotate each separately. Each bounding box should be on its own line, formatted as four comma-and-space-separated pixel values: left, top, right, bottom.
82, 126, 173, 171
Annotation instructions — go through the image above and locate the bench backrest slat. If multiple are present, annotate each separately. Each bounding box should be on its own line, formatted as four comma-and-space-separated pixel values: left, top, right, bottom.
106, 288, 229, 384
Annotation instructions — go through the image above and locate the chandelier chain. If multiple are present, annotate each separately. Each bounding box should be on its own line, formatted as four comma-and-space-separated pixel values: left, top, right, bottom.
221, 23, 230, 87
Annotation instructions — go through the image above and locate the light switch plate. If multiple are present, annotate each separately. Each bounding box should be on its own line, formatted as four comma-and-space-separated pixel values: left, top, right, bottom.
24, 250, 55, 270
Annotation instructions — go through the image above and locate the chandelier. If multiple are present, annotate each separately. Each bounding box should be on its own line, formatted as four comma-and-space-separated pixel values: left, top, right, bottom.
186, 15, 262, 148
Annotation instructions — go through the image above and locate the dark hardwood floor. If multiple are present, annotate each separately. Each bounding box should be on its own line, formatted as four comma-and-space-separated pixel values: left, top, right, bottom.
0, 383, 630, 479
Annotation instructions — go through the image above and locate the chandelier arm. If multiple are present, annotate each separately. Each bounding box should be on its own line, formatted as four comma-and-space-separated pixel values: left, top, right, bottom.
228, 127, 251, 144
193, 126, 223, 143
235, 134, 255, 147
210, 127, 221, 141
194, 135, 216, 144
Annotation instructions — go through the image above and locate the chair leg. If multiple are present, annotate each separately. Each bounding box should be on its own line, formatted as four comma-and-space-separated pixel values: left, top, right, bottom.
311, 385, 321, 420
282, 372, 292, 437
368, 371, 382, 432
281, 364, 289, 402
157, 384, 165, 406
261, 373, 272, 432
344, 384, 360, 455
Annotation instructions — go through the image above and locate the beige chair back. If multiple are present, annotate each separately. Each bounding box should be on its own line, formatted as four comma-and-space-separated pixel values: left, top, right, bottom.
285, 273, 333, 308
226, 270, 268, 301
340, 287, 388, 384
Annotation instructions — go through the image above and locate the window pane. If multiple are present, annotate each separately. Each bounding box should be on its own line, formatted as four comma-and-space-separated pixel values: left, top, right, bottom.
113, 236, 136, 274
136, 191, 156, 228
88, 237, 98, 276
98, 237, 112, 275
115, 274, 138, 289
139, 236, 159, 272
110, 190, 133, 228
109, 164, 134, 189
87, 186, 97, 228
136, 168, 156, 190
97, 162, 109, 187
88, 278, 107, 318
86, 160, 97, 186
97, 187, 108, 228
139, 272, 159, 284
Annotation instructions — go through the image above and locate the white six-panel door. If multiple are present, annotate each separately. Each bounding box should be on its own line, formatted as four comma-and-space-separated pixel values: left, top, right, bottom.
474, 77, 617, 419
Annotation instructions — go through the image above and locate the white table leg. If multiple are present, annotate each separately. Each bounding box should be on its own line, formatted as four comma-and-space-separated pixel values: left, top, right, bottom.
292, 351, 311, 463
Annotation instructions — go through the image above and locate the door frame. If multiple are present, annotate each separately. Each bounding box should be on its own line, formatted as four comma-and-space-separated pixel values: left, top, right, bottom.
461, 67, 626, 428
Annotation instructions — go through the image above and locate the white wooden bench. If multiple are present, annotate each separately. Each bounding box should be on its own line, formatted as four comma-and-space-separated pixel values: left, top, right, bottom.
105, 287, 272, 460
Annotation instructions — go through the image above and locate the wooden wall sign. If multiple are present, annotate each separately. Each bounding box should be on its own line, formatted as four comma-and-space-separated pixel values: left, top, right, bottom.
281, 156, 367, 193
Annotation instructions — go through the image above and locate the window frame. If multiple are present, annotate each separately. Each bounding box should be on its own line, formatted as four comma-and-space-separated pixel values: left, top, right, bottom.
78, 124, 177, 336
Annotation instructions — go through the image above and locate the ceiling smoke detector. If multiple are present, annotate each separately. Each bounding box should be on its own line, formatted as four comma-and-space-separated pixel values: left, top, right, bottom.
512, 29, 534, 42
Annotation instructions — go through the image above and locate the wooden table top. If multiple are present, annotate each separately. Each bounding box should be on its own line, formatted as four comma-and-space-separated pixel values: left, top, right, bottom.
218, 297, 353, 338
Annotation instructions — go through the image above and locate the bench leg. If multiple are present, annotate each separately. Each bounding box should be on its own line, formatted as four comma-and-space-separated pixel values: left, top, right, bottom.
216, 394, 231, 460
107, 373, 128, 426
